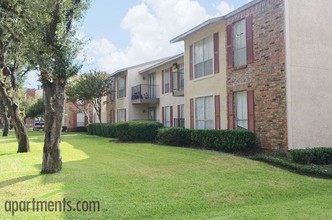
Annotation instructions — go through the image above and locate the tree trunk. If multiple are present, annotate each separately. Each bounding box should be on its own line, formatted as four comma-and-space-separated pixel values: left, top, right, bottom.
41, 79, 64, 174
0, 87, 30, 152
2, 114, 9, 136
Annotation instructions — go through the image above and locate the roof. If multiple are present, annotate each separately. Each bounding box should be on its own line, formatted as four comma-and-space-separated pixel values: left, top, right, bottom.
139, 53, 184, 74
110, 57, 171, 76
170, 0, 264, 43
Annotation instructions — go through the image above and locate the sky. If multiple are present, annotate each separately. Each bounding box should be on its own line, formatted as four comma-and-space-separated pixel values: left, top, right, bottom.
25, 0, 252, 88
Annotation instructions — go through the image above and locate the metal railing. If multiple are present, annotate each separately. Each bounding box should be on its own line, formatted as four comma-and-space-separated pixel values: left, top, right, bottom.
131, 84, 159, 100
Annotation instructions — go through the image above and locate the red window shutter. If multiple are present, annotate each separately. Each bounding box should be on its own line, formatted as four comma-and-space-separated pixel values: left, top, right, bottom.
170, 106, 173, 127
170, 67, 173, 92
177, 105, 180, 119
190, 98, 194, 129
189, 45, 193, 80
227, 93, 235, 129
162, 70, 164, 94
246, 15, 254, 64
162, 107, 165, 125
73, 112, 77, 127
247, 90, 255, 132
226, 24, 233, 68
214, 95, 221, 129
213, 32, 220, 74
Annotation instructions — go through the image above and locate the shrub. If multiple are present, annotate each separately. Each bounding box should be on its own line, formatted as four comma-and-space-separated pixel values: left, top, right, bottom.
156, 128, 257, 152
289, 147, 332, 165
116, 121, 163, 142
157, 127, 192, 146
75, 126, 87, 132
190, 129, 257, 152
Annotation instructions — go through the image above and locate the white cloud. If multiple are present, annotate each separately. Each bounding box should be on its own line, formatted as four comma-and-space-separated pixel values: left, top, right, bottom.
215, 1, 235, 16
82, 0, 212, 73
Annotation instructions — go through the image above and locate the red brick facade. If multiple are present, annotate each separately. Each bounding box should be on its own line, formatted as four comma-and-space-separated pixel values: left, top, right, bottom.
226, 0, 287, 151
64, 101, 93, 131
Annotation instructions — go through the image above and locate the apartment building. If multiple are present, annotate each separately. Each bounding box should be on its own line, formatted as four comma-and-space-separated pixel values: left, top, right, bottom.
139, 54, 185, 127
171, 0, 332, 151
111, 58, 168, 122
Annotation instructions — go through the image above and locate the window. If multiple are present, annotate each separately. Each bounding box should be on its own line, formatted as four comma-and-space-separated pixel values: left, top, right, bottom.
194, 36, 213, 78
233, 19, 247, 67
172, 70, 177, 91
117, 109, 126, 122
163, 69, 170, 93
195, 96, 214, 129
164, 106, 170, 127
77, 113, 85, 127
179, 63, 184, 90
180, 104, 185, 119
235, 91, 248, 129
117, 77, 126, 98
148, 108, 156, 121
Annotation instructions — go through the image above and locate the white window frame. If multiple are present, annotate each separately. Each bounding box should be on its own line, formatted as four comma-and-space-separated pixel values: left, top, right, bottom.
117, 109, 126, 122
164, 106, 171, 127
233, 19, 247, 68
235, 91, 248, 130
195, 96, 214, 129
194, 36, 213, 79
179, 63, 184, 90
117, 77, 126, 98
77, 113, 85, 127
163, 69, 170, 93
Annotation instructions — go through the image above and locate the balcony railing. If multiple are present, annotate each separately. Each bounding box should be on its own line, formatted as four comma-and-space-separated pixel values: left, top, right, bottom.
174, 118, 185, 128
131, 84, 159, 104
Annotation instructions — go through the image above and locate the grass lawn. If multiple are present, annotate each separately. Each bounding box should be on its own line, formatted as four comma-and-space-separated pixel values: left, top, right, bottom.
0, 132, 331, 219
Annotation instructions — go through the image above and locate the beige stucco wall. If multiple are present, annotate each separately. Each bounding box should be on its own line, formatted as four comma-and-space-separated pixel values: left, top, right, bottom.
154, 57, 185, 123
285, 0, 332, 149
114, 62, 164, 122
183, 21, 227, 129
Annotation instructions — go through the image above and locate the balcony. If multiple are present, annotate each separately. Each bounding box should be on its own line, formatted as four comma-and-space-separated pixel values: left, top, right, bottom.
174, 118, 185, 128
131, 84, 159, 104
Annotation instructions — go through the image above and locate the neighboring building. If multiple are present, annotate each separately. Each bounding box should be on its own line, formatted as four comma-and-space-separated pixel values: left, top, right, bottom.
171, 0, 332, 151
63, 100, 93, 131
139, 54, 185, 127
24, 88, 44, 127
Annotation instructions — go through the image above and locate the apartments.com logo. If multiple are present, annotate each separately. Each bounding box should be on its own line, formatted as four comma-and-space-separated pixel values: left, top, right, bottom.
4, 198, 100, 216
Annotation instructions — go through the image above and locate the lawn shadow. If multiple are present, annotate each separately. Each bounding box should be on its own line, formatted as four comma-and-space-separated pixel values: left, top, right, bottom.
0, 175, 40, 190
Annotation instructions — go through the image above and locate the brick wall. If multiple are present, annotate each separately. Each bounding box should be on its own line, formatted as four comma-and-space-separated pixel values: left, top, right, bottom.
226, 0, 287, 151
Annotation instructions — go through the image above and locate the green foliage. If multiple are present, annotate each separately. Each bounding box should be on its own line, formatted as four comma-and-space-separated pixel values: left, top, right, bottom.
157, 128, 257, 152
87, 121, 163, 142
116, 121, 163, 142
157, 127, 192, 146
25, 98, 44, 118
250, 154, 332, 178
87, 123, 117, 138
289, 148, 332, 165
75, 126, 87, 132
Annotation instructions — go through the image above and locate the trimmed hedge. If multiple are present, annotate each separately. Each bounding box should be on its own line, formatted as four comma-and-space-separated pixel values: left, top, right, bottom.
87, 121, 163, 141
75, 126, 87, 132
87, 123, 117, 138
157, 127, 191, 146
157, 127, 257, 152
250, 154, 332, 178
289, 147, 332, 165
116, 121, 163, 142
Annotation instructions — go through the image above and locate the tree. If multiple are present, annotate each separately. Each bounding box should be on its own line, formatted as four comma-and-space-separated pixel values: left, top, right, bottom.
29, 0, 89, 173
66, 79, 92, 124
0, 95, 10, 136
0, 0, 32, 152
66, 71, 113, 123
25, 98, 45, 119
